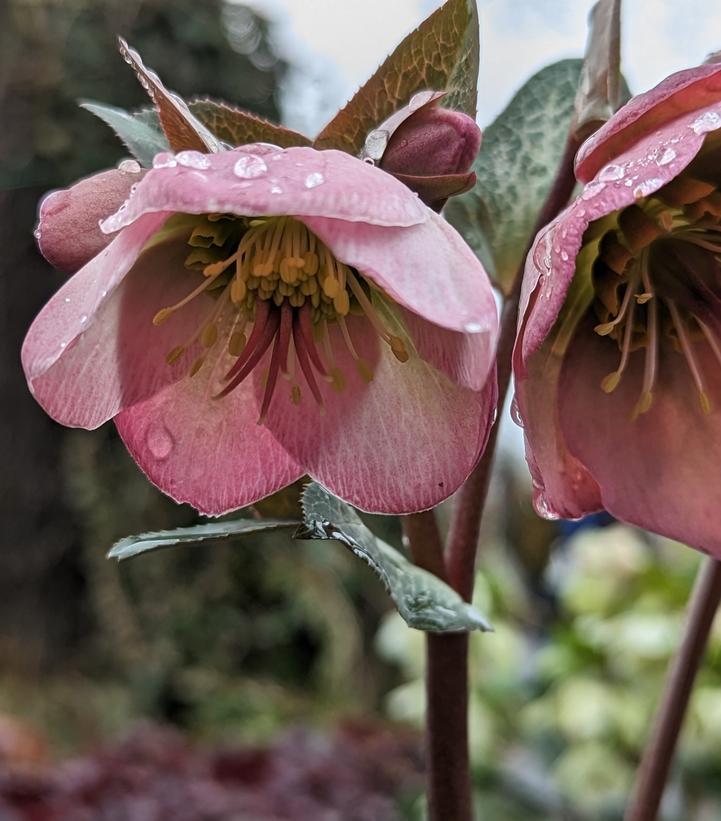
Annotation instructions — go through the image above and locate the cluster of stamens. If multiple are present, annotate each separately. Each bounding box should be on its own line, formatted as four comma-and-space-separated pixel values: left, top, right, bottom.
152, 214, 409, 419
589, 174, 721, 418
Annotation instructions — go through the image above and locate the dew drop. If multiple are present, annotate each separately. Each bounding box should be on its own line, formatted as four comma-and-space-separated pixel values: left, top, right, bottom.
463, 321, 483, 333
510, 395, 524, 427
633, 178, 663, 199
270, 184, 283, 194
152, 152, 177, 169
79, 314, 88, 325
118, 158, 142, 174
581, 181, 605, 200
64, 297, 71, 303
691, 110, 721, 135
176, 150, 211, 169
363, 129, 390, 161
560, 250, 569, 262
657, 147, 676, 166
33, 226, 41, 241
304, 171, 325, 189
145, 421, 174, 461
532, 487, 560, 520
598, 163, 625, 181
233, 154, 268, 179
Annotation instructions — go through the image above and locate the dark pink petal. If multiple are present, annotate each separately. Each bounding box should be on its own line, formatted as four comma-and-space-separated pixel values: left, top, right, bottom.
303, 210, 498, 335
514, 339, 602, 520
100, 146, 427, 235
36, 167, 141, 273
559, 318, 721, 555
259, 315, 497, 514
519, 107, 716, 367
115, 342, 304, 515
22, 214, 211, 428
399, 306, 494, 391
577, 62, 721, 182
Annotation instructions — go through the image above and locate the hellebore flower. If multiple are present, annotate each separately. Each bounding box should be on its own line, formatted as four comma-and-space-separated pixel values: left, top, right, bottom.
24, 145, 498, 515
514, 61, 721, 553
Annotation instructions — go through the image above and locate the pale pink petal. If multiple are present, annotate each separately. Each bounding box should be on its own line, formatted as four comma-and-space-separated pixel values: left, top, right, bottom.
259, 315, 497, 514
519, 108, 715, 367
398, 305, 494, 391
37, 168, 142, 272
22, 215, 212, 428
100, 146, 427, 235
514, 336, 602, 520
115, 343, 304, 516
302, 210, 498, 335
559, 318, 721, 555
577, 62, 721, 182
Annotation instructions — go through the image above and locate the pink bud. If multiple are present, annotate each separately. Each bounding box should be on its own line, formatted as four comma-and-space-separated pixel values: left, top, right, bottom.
380, 106, 481, 178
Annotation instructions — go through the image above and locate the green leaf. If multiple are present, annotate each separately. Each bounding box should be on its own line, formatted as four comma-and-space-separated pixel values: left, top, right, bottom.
445, 59, 583, 293
108, 518, 297, 561
297, 484, 492, 634
315, 0, 479, 154
81, 100, 169, 166
189, 99, 311, 148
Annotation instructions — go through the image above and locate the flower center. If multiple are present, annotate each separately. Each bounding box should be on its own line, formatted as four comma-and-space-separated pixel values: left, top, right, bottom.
152, 214, 409, 419
588, 174, 721, 417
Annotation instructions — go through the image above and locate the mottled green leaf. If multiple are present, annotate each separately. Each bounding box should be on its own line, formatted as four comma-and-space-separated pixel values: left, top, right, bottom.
80, 100, 169, 166
297, 484, 492, 634
445, 59, 583, 293
315, 0, 479, 154
108, 519, 297, 561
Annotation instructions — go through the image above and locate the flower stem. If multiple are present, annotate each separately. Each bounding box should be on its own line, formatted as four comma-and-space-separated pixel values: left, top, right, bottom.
624, 557, 721, 821
403, 131, 582, 821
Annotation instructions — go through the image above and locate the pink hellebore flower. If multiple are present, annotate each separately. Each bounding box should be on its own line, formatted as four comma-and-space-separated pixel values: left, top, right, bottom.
514, 62, 721, 554
24, 145, 498, 515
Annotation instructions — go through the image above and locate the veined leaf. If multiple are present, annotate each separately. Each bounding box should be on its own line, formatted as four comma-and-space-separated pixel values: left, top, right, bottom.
109, 518, 297, 561
315, 0, 479, 154
189, 99, 310, 148
297, 484, 492, 634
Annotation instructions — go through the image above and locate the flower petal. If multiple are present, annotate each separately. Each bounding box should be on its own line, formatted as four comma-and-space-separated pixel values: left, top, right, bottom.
559, 318, 721, 554
100, 146, 427, 235
22, 214, 211, 428
302, 210, 498, 334
514, 339, 602, 520
36, 168, 141, 273
115, 341, 304, 515
576, 62, 721, 182
260, 315, 497, 513
398, 305, 494, 391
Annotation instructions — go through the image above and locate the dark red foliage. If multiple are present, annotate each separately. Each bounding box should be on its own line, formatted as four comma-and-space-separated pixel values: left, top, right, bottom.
0, 721, 422, 820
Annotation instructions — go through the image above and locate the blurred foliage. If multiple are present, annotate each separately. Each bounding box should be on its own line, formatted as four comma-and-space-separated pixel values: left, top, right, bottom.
0, 0, 285, 188
377, 523, 721, 820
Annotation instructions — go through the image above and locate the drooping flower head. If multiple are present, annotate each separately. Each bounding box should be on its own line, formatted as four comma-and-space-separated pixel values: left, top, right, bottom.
25, 143, 498, 515
515, 62, 721, 554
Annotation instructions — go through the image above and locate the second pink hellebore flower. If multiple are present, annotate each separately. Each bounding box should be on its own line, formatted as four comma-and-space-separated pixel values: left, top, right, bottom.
515, 62, 721, 554
24, 145, 498, 515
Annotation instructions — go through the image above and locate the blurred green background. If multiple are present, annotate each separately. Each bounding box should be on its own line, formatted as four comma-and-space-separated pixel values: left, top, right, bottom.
1, 1, 720, 819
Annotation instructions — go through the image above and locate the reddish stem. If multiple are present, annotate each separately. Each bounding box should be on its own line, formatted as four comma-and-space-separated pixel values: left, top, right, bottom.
403, 131, 582, 821
624, 557, 721, 821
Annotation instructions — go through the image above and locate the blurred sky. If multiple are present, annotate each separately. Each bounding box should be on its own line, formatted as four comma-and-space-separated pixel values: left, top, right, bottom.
243, 0, 721, 134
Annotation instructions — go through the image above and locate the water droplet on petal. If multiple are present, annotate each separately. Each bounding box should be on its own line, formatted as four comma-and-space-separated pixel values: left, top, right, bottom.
581, 181, 605, 200
463, 321, 483, 333
152, 152, 177, 169
510, 395, 524, 427
598, 163, 625, 181
79, 314, 88, 324
560, 250, 569, 262
304, 172, 325, 189
118, 158, 142, 174
64, 297, 71, 303
691, 110, 721, 135
532, 487, 560, 520
252, 142, 282, 155
633, 178, 663, 199
145, 421, 174, 461
234, 154, 268, 179
364, 129, 389, 161
33, 226, 41, 241
657, 147, 676, 166
176, 150, 211, 169
270, 184, 283, 194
